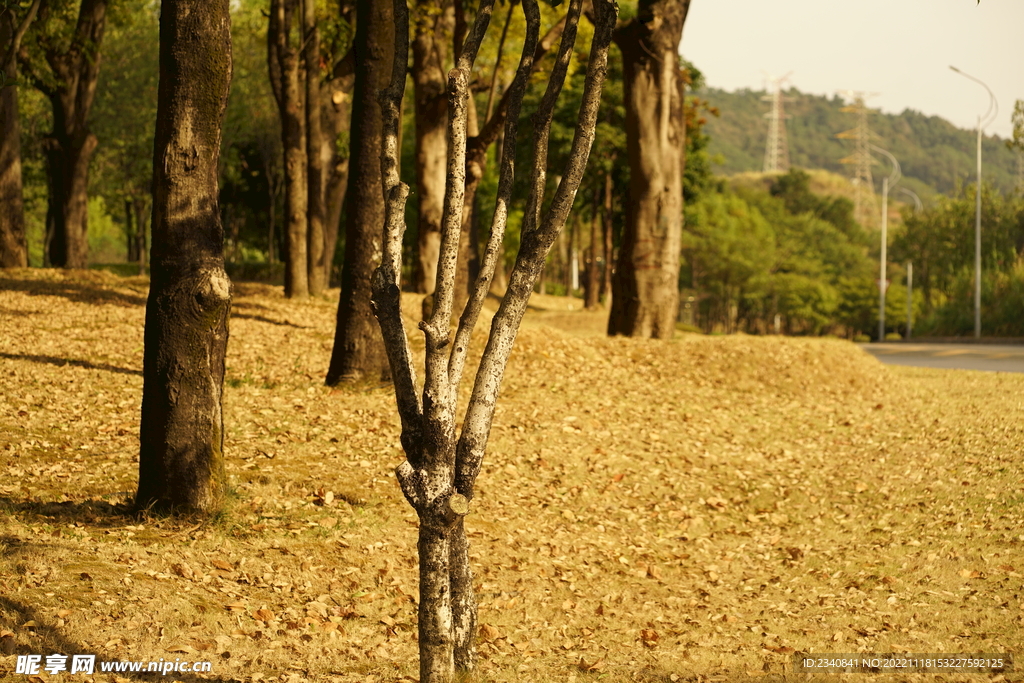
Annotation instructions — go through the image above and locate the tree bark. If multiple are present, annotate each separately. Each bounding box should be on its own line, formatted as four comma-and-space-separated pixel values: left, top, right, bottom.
23, 0, 106, 269
411, 0, 453, 296
322, 47, 353, 286
268, 0, 308, 298
601, 166, 613, 303
607, 0, 689, 338
584, 181, 600, 308
303, 0, 326, 295
325, 0, 392, 385
373, 0, 615, 678
0, 3, 37, 268
136, 0, 232, 514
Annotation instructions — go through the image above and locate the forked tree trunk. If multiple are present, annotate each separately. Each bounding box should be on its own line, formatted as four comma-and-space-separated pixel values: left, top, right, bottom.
136, 0, 232, 514
0, 4, 36, 268
324, 0, 391, 384
607, 0, 689, 338
25, 0, 107, 269
371, 1, 616, 680
303, 0, 326, 295
268, 0, 308, 298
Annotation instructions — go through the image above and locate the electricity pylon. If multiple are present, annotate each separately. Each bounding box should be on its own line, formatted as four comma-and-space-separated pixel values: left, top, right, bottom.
762, 73, 793, 173
837, 92, 879, 229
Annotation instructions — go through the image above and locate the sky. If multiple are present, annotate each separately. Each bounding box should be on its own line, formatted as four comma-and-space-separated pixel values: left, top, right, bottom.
681, 0, 1023, 140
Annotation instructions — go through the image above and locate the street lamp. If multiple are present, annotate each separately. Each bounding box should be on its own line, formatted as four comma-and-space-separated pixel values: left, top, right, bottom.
950, 65, 998, 339
870, 144, 901, 342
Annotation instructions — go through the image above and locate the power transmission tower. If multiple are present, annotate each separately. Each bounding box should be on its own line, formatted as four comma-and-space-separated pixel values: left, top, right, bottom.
837, 92, 879, 229
762, 74, 793, 173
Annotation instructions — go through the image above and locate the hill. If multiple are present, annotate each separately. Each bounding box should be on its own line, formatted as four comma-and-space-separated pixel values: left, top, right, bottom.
699, 86, 1021, 202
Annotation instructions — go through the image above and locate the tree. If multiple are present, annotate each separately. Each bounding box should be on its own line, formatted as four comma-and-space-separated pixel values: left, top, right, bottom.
135, 0, 232, 513
268, 0, 308, 297
372, 0, 615, 679
302, 0, 326, 295
17, 0, 107, 268
410, 0, 453, 295
0, 0, 40, 268
324, 0, 392, 384
607, 0, 689, 338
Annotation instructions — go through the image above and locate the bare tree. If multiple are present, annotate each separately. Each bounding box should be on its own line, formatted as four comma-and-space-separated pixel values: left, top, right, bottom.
608, 0, 690, 338
0, 0, 41, 268
372, 0, 616, 679
136, 0, 232, 513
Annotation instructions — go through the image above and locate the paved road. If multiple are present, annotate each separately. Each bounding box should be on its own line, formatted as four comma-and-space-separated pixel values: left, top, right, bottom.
860, 343, 1024, 373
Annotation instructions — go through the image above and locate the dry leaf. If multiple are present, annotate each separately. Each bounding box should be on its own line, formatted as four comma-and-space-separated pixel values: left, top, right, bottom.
224, 601, 246, 612
212, 559, 233, 571
479, 624, 501, 642
578, 656, 605, 672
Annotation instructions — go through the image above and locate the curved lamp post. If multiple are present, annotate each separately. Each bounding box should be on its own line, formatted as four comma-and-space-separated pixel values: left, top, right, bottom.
870, 144, 901, 341
950, 66, 998, 339
897, 187, 921, 340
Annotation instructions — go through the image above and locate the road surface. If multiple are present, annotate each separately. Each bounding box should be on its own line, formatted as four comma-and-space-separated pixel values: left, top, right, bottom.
860, 343, 1024, 373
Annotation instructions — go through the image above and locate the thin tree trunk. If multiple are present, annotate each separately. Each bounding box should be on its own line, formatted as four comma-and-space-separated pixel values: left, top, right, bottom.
303, 0, 326, 295
23, 0, 107, 269
412, 0, 452, 296
600, 167, 613, 304
136, 0, 232, 514
269, 0, 308, 298
325, 0, 392, 384
584, 181, 600, 309
0, 3, 37, 268
134, 197, 147, 274
607, 0, 689, 338
322, 46, 353, 286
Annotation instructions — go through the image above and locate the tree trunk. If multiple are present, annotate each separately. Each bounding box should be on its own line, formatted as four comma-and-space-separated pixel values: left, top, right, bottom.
607, 0, 689, 338
303, 0, 326, 295
584, 181, 600, 308
411, 0, 452, 296
325, 0, 392, 385
133, 197, 147, 274
269, 0, 308, 298
600, 167, 613, 304
27, 0, 107, 269
1, 6, 29, 267
322, 45, 354, 286
136, 0, 232, 514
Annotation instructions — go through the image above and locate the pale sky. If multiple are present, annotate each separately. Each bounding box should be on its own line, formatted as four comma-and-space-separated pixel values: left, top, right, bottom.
681, 0, 1023, 140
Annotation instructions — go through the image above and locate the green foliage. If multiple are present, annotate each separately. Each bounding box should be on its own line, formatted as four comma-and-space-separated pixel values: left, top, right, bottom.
891, 184, 1024, 336
684, 169, 877, 337
701, 86, 1020, 199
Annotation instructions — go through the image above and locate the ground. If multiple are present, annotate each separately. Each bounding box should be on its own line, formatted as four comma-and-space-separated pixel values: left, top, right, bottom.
1, 268, 1022, 683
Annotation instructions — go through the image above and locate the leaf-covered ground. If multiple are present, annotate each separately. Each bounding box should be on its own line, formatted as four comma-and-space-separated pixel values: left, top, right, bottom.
1, 268, 1022, 683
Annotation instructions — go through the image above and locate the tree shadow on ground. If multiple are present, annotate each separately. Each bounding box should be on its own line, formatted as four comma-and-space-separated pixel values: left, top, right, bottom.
0, 352, 142, 376
0, 496, 133, 528
230, 313, 311, 329
0, 277, 147, 308
0, 596, 240, 682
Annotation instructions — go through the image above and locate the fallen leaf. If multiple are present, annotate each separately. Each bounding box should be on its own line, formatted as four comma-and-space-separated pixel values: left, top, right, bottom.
212, 559, 233, 571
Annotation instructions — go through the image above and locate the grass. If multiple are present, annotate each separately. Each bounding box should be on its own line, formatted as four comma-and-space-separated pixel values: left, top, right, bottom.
1, 267, 1022, 683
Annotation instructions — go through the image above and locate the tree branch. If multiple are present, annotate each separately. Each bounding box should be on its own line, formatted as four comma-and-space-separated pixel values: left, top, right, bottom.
1, 0, 41, 71
455, 0, 617, 496
447, 0, 539, 391
372, 0, 423, 464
